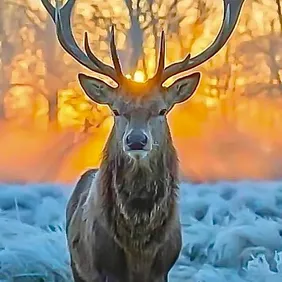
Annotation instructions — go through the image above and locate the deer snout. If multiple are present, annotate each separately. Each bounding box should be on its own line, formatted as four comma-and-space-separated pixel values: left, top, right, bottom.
125, 130, 148, 150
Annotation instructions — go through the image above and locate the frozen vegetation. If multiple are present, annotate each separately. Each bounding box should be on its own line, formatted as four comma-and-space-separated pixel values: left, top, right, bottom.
0, 181, 282, 281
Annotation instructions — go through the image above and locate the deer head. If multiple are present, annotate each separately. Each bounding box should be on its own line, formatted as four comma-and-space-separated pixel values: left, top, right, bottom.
41, 0, 245, 161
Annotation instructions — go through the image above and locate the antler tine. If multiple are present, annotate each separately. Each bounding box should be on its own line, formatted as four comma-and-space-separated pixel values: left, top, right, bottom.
110, 25, 123, 79
161, 0, 246, 84
151, 30, 166, 82
41, 0, 121, 83
84, 32, 119, 81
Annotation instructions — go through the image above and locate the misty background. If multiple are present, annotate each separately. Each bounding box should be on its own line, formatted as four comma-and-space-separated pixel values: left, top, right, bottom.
0, 0, 281, 183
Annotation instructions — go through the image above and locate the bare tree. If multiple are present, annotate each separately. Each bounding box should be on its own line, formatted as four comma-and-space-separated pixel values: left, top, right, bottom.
275, 0, 282, 33
254, 0, 282, 34
236, 29, 282, 97
19, 0, 74, 123
0, 0, 22, 118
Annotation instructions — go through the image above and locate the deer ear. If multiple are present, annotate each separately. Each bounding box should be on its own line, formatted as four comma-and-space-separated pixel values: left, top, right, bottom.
78, 73, 116, 105
165, 72, 201, 105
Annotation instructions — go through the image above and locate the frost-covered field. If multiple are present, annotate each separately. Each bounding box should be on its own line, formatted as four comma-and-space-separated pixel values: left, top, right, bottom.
0, 181, 282, 282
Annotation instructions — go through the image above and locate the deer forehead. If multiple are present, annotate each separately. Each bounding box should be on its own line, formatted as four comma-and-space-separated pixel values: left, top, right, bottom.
115, 80, 166, 104
113, 94, 167, 114
118, 79, 164, 96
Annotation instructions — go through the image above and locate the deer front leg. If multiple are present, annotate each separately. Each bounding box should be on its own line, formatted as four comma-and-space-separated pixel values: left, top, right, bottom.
71, 259, 106, 282
71, 260, 86, 282
100, 273, 119, 282
152, 274, 168, 282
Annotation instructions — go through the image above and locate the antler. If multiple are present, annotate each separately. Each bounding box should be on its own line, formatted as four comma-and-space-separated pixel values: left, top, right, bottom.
41, 0, 245, 86
40, 0, 124, 84
152, 0, 246, 84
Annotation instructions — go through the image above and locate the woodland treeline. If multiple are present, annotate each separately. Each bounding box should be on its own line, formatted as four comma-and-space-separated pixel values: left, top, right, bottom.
0, 0, 281, 131
0, 0, 281, 183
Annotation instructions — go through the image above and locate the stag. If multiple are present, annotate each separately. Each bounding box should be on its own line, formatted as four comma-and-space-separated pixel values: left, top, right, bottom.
41, 0, 245, 281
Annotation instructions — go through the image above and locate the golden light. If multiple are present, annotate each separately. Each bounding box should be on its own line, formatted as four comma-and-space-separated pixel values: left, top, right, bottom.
133, 70, 145, 82
2, 0, 282, 184
205, 97, 218, 108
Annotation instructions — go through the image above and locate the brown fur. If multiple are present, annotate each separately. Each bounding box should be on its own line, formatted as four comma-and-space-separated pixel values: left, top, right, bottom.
66, 120, 182, 282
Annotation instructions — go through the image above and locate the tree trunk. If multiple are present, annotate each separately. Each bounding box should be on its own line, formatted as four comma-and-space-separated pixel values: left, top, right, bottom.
276, 0, 282, 34
42, 11, 62, 124
47, 96, 58, 122
0, 0, 6, 119
0, 97, 5, 119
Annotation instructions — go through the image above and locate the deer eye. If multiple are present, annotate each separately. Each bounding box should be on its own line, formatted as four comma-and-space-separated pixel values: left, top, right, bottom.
112, 110, 120, 116
159, 109, 167, 116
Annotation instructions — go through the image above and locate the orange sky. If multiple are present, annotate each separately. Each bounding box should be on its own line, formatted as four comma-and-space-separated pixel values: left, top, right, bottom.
1, 0, 281, 183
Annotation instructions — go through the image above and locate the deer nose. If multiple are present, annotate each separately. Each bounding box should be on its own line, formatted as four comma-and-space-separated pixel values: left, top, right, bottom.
126, 130, 148, 150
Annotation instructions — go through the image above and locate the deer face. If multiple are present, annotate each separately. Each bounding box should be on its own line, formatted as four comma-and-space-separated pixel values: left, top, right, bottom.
78, 72, 200, 160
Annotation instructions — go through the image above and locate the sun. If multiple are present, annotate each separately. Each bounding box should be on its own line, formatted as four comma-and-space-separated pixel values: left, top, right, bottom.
125, 70, 146, 83
133, 70, 145, 82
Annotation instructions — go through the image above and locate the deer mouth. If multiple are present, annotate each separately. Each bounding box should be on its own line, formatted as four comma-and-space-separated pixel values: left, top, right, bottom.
126, 149, 149, 160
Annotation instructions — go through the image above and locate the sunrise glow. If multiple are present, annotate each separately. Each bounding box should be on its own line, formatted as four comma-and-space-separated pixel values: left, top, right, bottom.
0, 0, 281, 183
133, 70, 146, 83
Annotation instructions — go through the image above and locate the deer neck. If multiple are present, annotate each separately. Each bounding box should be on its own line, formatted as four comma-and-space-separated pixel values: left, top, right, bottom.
98, 130, 179, 247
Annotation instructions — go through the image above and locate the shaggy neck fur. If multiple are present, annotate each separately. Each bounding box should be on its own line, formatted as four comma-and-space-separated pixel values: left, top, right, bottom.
97, 125, 179, 250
